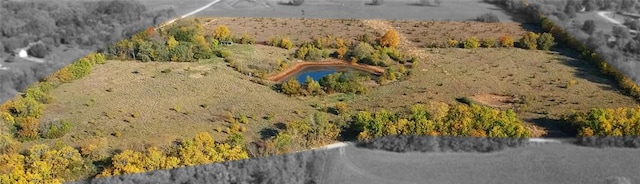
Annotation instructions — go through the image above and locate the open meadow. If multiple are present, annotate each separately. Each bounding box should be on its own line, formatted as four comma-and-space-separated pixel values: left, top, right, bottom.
23, 16, 638, 154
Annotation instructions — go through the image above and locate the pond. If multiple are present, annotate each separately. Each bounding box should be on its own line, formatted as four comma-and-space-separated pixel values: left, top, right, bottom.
283, 66, 377, 84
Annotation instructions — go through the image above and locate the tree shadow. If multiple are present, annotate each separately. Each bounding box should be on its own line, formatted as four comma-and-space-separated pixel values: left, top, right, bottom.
550, 47, 627, 93
259, 127, 279, 140
527, 117, 576, 138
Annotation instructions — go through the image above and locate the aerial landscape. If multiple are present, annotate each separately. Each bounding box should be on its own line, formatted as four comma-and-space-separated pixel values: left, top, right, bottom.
2, 0, 640, 183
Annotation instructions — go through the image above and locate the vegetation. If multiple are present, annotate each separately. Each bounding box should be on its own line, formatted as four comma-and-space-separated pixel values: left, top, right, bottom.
463, 36, 480, 49
350, 104, 530, 141
519, 32, 540, 50
357, 135, 527, 153
379, 29, 400, 48
498, 34, 515, 48
475, 12, 500, 23
99, 132, 248, 176
565, 106, 640, 137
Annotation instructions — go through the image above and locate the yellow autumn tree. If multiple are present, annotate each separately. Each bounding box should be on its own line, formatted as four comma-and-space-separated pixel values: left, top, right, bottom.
380, 29, 400, 48
167, 36, 179, 50
213, 25, 232, 41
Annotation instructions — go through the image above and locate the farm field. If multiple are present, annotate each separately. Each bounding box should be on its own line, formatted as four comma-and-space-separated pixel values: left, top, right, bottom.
26, 16, 639, 154
196, 0, 519, 22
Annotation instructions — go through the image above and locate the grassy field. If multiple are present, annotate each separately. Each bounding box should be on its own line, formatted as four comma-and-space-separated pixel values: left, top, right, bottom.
347, 47, 638, 137
202, 17, 528, 48
28, 17, 640, 153
322, 143, 640, 184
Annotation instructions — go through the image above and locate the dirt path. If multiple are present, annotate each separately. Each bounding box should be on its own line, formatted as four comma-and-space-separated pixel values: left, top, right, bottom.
361, 19, 452, 76
268, 59, 385, 82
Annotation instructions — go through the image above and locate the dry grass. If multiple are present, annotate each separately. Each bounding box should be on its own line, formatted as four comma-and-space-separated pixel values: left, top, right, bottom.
348, 47, 638, 136
32, 59, 317, 152
27, 17, 640, 152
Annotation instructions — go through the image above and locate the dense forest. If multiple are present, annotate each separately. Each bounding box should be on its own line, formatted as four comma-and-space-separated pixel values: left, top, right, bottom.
0, 0, 176, 104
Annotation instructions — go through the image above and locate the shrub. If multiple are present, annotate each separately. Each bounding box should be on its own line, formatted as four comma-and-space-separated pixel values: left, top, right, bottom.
520, 32, 540, 50
498, 34, 514, 48
356, 135, 527, 153
80, 138, 108, 160
40, 120, 72, 139
446, 38, 459, 48
335, 102, 349, 115
239, 32, 255, 44
27, 42, 50, 58
475, 12, 500, 23
463, 36, 480, 49
239, 115, 249, 124
16, 117, 40, 139
280, 37, 293, 50
351, 42, 375, 60
214, 25, 232, 41
0, 134, 19, 154
379, 29, 400, 48
582, 20, 596, 35
336, 47, 348, 59
227, 132, 245, 148
269, 36, 281, 47
281, 78, 302, 96
481, 37, 497, 48
537, 32, 555, 51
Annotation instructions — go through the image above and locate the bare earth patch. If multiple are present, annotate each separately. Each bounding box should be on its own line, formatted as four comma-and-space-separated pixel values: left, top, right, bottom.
470, 93, 518, 109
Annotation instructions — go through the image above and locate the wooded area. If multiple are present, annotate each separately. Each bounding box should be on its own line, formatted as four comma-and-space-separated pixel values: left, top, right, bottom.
0, 0, 176, 104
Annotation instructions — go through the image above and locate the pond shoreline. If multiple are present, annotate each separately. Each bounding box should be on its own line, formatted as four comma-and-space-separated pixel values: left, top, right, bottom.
268, 59, 385, 83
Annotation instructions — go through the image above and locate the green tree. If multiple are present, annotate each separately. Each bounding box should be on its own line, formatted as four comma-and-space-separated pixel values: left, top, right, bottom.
463, 36, 480, 49
304, 76, 322, 95
281, 78, 302, 96
520, 32, 540, 50
213, 25, 232, 41
536, 32, 555, 51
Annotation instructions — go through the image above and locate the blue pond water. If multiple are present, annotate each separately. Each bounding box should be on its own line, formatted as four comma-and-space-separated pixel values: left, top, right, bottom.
285, 66, 372, 84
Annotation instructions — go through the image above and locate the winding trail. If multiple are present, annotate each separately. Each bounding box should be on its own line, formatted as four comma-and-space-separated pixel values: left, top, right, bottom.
596, 11, 639, 34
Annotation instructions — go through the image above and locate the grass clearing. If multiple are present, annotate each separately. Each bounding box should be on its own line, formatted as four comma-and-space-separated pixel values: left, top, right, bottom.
31, 59, 317, 152
27, 17, 640, 152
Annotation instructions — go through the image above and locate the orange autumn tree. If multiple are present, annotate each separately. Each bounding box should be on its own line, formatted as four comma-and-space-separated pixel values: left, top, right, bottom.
380, 29, 400, 48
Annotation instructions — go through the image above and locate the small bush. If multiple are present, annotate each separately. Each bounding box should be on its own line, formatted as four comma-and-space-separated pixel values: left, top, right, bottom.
239, 32, 255, 44
280, 37, 293, 50
481, 37, 497, 48
41, 120, 72, 139
447, 38, 459, 48
498, 34, 514, 48
80, 138, 108, 160
27, 43, 50, 58
16, 117, 40, 139
520, 32, 540, 50
475, 12, 500, 23
215, 49, 232, 58
537, 32, 555, 51
281, 78, 302, 96
463, 36, 480, 49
